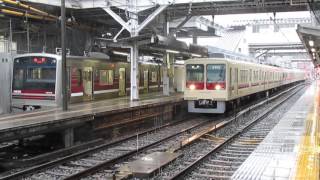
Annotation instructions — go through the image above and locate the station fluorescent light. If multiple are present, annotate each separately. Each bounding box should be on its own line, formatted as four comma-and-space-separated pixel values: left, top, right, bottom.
309, 40, 314, 47
191, 53, 202, 57
166, 49, 180, 54
113, 51, 129, 56
311, 48, 316, 53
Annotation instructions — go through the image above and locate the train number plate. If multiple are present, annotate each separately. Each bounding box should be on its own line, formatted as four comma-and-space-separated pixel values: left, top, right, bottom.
195, 99, 217, 108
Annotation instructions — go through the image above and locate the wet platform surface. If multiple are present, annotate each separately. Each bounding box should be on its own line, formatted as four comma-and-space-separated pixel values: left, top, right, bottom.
232, 81, 320, 180
0, 93, 183, 132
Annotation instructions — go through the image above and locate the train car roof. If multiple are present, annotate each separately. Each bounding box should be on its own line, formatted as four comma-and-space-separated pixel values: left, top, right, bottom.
185, 57, 303, 72
14, 53, 62, 60
13, 53, 111, 61
13, 53, 162, 65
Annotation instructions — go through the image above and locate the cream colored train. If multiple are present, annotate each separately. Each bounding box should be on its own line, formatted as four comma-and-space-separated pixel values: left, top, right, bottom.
184, 58, 305, 113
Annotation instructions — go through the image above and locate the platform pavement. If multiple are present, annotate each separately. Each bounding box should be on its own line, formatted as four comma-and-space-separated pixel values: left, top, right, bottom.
0, 92, 183, 138
232, 81, 319, 180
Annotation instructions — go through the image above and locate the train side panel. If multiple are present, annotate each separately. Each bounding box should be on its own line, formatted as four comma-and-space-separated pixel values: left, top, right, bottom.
184, 58, 305, 114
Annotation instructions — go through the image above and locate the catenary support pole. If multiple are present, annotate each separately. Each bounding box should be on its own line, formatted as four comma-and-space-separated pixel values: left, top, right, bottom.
129, 0, 139, 101
163, 14, 170, 96
130, 40, 139, 100
9, 19, 12, 112
61, 0, 68, 111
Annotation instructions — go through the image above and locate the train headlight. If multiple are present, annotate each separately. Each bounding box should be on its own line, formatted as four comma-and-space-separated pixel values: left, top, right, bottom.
189, 84, 196, 90
215, 84, 221, 90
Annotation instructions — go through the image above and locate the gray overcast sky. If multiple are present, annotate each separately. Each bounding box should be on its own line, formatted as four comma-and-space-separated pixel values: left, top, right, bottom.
211, 11, 311, 26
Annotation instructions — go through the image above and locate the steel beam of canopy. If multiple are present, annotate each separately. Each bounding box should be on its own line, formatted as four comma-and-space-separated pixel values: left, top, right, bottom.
137, 5, 168, 33
170, 14, 193, 36
103, 7, 131, 32
103, 3, 168, 101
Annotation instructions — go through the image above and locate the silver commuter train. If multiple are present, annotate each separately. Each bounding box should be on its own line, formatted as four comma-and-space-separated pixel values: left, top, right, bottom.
11, 53, 164, 110
184, 58, 305, 113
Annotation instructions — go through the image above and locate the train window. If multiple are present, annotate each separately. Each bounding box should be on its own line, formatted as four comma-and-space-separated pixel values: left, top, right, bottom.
233, 69, 236, 83
245, 70, 248, 82
265, 72, 267, 80
151, 72, 157, 82
206, 64, 226, 82
13, 68, 24, 89
76, 69, 82, 86
108, 70, 114, 84
253, 71, 257, 82
99, 70, 114, 85
72, 68, 82, 87
27, 67, 56, 82
249, 69, 252, 82
240, 70, 249, 83
99, 70, 108, 85
259, 70, 262, 81
186, 64, 204, 82
83, 71, 91, 81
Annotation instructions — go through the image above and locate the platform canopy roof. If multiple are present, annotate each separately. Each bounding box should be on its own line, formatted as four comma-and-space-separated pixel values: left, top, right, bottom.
23, 0, 308, 16
297, 25, 320, 67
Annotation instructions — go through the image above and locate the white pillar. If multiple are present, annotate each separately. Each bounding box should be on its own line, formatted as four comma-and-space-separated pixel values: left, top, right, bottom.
130, 41, 139, 100
129, 0, 139, 101
163, 15, 170, 96
163, 53, 170, 96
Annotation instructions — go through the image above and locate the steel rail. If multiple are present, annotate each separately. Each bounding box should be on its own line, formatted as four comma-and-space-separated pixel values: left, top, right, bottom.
169, 85, 303, 180
0, 117, 203, 180
65, 84, 304, 180
63, 119, 219, 180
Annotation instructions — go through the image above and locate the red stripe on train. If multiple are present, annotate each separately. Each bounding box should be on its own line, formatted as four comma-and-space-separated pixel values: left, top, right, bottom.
186, 82, 204, 90
238, 84, 250, 89
206, 82, 226, 90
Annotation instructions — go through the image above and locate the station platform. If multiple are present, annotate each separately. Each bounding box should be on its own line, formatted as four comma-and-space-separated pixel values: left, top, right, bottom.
0, 93, 183, 143
232, 81, 320, 180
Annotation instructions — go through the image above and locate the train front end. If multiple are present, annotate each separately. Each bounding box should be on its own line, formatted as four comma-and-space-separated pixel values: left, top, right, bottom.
12, 54, 59, 110
184, 59, 228, 113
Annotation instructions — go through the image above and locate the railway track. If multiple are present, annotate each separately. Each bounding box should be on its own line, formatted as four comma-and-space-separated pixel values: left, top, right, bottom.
2, 84, 305, 180
1, 116, 214, 180
166, 85, 305, 180
68, 85, 305, 180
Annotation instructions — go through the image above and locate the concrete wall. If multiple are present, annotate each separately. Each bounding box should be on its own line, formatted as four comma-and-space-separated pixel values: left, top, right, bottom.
0, 53, 12, 114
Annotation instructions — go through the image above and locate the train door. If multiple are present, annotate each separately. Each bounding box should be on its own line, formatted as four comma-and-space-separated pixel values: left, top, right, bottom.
119, 68, 126, 96
235, 68, 239, 96
229, 68, 232, 97
67, 67, 71, 100
82, 67, 93, 100
144, 70, 149, 93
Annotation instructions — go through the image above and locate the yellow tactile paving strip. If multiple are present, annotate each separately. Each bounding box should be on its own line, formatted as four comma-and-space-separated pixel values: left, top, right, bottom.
294, 81, 320, 180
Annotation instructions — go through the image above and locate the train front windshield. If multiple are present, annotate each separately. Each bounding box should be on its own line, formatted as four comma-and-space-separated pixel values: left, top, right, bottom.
186, 64, 204, 90
13, 56, 57, 93
207, 64, 225, 82
206, 64, 226, 90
